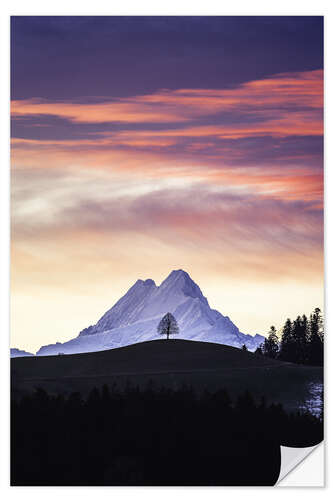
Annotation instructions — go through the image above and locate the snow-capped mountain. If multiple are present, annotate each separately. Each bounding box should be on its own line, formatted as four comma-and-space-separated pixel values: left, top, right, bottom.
36, 269, 264, 356
11, 348, 34, 358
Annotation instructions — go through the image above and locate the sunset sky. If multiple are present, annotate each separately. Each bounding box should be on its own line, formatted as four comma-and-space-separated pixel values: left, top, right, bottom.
11, 16, 324, 353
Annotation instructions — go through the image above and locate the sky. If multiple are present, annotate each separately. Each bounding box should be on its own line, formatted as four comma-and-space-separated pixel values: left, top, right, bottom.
11, 16, 324, 353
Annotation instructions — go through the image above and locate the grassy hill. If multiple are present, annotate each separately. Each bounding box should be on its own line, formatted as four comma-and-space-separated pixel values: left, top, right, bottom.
11, 339, 322, 412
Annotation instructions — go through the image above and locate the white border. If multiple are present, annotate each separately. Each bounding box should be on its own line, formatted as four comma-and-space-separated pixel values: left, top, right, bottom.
1, 2, 331, 497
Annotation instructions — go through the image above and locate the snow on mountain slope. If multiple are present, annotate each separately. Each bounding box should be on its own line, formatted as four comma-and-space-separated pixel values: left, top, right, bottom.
84, 278, 158, 334
11, 348, 35, 358
37, 269, 265, 356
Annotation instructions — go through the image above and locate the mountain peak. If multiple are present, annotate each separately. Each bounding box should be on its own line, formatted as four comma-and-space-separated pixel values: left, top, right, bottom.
144, 278, 156, 286
131, 278, 156, 289
37, 268, 265, 355
160, 269, 207, 303
163, 269, 191, 282
169, 269, 189, 277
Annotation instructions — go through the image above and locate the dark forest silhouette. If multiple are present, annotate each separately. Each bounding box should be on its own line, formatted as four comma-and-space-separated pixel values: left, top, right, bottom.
255, 308, 324, 366
11, 383, 322, 486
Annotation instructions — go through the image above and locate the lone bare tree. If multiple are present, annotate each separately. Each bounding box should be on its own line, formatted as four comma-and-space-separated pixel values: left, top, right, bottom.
158, 312, 179, 340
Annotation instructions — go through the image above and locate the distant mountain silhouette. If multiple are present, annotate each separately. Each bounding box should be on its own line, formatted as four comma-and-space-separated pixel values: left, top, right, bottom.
36, 270, 264, 356
10, 348, 34, 358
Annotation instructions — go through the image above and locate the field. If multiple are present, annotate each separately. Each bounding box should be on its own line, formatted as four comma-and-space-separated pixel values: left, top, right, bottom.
11, 339, 322, 412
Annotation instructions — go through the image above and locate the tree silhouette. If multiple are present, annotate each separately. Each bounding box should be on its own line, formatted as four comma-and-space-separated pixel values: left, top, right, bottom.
255, 345, 263, 356
263, 326, 279, 359
279, 318, 294, 362
308, 308, 324, 366
292, 315, 308, 364
242, 344, 248, 351
268, 308, 324, 366
157, 313, 179, 340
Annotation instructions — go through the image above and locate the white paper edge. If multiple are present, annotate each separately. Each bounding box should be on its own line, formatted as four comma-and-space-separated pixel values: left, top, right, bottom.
277, 442, 324, 486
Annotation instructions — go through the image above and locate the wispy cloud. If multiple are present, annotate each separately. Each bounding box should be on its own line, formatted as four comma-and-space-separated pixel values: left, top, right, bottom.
12, 167, 322, 254
11, 69, 322, 125
11, 70, 323, 200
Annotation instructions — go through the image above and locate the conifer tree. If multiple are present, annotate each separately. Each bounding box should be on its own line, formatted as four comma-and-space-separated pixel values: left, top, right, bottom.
292, 315, 308, 364
263, 326, 279, 359
308, 308, 324, 366
254, 345, 263, 356
279, 318, 294, 361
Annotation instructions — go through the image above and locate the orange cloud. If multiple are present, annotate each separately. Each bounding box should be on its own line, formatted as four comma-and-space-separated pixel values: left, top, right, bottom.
204, 168, 323, 204
11, 133, 323, 207
11, 99, 188, 124
103, 112, 322, 140
11, 150, 322, 213
138, 70, 323, 111
11, 69, 323, 125
11, 69, 323, 212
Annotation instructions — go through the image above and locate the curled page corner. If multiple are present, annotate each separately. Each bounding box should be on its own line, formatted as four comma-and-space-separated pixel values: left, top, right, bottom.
277, 444, 322, 485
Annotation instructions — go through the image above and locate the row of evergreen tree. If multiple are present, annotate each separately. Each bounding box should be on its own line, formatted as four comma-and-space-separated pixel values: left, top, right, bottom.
254, 308, 324, 366
11, 384, 322, 486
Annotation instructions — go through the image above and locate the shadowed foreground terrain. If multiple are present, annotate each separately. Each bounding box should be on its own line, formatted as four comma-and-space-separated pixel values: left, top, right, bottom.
11, 384, 323, 486
11, 340, 323, 486
12, 339, 323, 412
